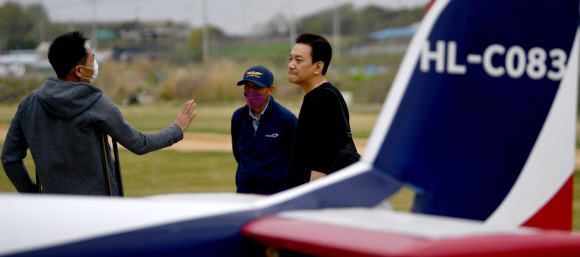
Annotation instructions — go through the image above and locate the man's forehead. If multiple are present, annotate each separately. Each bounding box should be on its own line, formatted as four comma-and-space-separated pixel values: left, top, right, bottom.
290, 43, 312, 57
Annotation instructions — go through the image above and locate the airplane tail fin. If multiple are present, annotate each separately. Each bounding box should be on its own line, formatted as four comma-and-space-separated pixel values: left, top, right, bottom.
360, 0, 579, 230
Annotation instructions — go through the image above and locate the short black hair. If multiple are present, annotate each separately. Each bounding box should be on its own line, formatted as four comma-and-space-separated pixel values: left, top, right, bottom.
294, 33, 332, 75
48, 31, 90, 78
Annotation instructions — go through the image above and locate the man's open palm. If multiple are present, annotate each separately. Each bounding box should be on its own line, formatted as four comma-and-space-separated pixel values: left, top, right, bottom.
174, 100, 197, 132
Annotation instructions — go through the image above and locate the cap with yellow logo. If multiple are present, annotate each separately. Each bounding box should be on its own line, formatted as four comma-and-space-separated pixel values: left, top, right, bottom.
236, 65, 274, 88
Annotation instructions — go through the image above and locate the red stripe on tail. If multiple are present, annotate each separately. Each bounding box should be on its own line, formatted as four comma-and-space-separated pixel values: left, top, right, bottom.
522, 174, 574, 230
422, 0, 437, 19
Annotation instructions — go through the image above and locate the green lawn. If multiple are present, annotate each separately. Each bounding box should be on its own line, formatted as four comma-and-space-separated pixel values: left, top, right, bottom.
118, 101, 242, 135
119, 150, 238, 195
0, 101, 380, 196
0, 146, 238, 196
0, 102, 243, 135
215, 41, 291, 64
0, 101, 380, 138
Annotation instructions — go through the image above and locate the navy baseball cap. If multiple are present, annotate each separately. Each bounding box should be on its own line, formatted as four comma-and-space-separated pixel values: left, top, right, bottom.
236, 65, 274, 88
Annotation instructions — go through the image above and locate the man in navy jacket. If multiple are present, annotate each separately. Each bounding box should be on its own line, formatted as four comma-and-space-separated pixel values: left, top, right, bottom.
231, 66, 297, 194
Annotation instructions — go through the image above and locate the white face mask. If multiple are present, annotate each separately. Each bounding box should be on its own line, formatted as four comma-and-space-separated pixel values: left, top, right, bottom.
79, 59, 99, 83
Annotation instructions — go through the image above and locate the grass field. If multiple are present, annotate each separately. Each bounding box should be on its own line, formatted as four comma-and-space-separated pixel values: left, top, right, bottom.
0, 101, 380, 195
0, 146, 238, 195
0, 100, 380, 138
0, 102, 579, 230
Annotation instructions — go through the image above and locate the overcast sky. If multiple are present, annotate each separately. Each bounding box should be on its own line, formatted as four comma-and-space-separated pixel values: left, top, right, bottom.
1, 0, 431, 36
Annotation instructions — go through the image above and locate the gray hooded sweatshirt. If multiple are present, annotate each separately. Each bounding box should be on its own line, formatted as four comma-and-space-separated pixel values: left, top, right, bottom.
1, 77, 183, 195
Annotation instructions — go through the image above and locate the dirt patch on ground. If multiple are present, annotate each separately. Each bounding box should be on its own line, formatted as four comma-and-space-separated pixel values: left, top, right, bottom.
4, 125, 579, 170
0, 126, 6, 142
0, 125, 235, 152
168, 133, 368, 153
0, 125, 367, 153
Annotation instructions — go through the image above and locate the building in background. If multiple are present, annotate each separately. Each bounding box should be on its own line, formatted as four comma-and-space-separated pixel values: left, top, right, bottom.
351, 22, 418, 55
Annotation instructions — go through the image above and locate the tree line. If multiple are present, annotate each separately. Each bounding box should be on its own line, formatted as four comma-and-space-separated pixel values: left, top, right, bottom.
0, 1, 426, 52
257, 4, 426, 38
0, 2, 49, 51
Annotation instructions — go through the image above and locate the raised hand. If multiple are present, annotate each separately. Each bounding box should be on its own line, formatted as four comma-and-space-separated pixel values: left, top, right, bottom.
173, 100, 198, 132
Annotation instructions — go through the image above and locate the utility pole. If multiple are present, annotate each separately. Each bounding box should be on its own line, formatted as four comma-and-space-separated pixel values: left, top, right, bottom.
288, 0, 296, 46
242, 0, 246, 36
135, 6, 141, 44
333, 0, 341, 58
185, 4, 191, 29
202, 0, 209, 63
39, 20, 45, 43
68, 18, 74, 32
91, 0, 98, 50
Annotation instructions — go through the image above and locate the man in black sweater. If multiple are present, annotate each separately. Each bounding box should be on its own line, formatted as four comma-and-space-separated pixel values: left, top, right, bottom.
287, 33, 353, 188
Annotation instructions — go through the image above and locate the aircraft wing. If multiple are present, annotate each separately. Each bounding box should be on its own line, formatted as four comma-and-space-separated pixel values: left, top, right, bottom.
0, 193, 264, 256
242, 208, 580, 256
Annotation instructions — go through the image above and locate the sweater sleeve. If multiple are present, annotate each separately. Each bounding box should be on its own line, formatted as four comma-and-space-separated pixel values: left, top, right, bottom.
1, 104, 36, 193
87, 96, 183, 155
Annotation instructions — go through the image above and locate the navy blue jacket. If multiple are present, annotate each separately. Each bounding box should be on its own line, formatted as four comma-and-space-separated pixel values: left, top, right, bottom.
231, 96, 297, 194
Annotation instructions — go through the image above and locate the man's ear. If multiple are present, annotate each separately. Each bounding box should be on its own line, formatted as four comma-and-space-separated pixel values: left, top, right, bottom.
313, 61, 325, 75
73, 65, 83, 78
268, 85, 275, 94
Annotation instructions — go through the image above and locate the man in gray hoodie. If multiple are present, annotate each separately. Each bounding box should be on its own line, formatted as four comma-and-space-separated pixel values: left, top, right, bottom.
1, 31, 197, 195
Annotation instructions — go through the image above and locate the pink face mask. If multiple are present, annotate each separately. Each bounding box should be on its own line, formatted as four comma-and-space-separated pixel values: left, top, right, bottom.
244, 91, 267, 109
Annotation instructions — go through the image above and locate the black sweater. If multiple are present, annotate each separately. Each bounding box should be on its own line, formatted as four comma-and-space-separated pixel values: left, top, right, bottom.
287, 82, 351, 188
